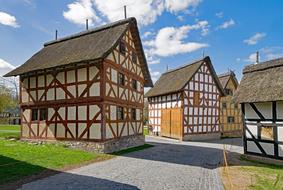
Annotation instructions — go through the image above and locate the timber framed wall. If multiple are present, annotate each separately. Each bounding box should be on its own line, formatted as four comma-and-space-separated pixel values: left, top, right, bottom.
183, 62, 220, 137
219, 77, 242, 136
242, 101, 283, 160
20, 28, 145, 142
147, 61, 221, 140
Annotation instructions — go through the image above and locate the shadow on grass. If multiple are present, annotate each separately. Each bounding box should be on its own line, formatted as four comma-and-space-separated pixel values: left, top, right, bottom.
0, 155, 140, 190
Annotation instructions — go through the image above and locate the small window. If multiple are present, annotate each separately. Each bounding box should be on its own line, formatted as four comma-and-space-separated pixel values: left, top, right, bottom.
193, 91, 200, 106
118, 73, 125, 86
224, 88, 233, 96
227, 116, 235, 124
132, 52, 137, 64
31, 109, 38, 121
39, 109, 47, 121
119, 41, 126, 55
234, 103, 238, 109
117, 106, 124, 120
131, 108, 136, 120
132, 79, 137, 90
222, 102, 227, 109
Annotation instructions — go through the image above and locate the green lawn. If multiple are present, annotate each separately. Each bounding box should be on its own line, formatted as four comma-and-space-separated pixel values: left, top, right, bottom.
0, 125, 20, 139
0, 125, 20, 131
222, 154, 283, 190
240, 157, 283, 190
0, 140, 113, 185
0, 125, 153, 185
143, 127, 149, 135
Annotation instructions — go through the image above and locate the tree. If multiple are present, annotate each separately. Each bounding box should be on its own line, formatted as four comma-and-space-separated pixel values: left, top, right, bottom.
0, 85, 17, 113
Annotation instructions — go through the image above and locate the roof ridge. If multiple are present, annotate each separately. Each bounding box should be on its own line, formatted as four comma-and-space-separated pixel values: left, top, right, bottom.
44, 17, 136, 47
243, 57, 283, 74
162, 56, 208, 75
218, 71, 235, 78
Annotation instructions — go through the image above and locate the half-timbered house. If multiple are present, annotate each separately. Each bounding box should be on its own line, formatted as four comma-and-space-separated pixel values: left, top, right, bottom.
4, 17, 152, 153
218, 71, 242, 137
234, 57, 283, 160
145, 57, 224, 140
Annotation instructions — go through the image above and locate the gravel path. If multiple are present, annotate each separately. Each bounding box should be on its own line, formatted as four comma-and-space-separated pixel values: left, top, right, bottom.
19, 136, 243, 190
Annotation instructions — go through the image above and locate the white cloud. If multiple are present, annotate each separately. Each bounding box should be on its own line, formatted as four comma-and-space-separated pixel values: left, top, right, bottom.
0, 11, 19, 28
216, 19, 235, 30
164, 0, 201, 13
145, 21, 209, 57
142, 31, 154, 38
215, 12, 223, 18
63, 0, 102, 26
149, 68, 161, 82
64, 0, 202, 26
0, 59, 16, 76
177, 15, 184, 21
243, 32, 266, 45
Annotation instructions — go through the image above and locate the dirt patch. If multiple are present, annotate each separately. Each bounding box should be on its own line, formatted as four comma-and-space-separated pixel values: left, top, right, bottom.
220, 151, 283, 190
221, 152, 254, 190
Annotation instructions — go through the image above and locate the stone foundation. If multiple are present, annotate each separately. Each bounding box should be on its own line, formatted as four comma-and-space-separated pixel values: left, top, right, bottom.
183, 132, 221, 141
21, 135, 145, 153
221, 130, 242, 138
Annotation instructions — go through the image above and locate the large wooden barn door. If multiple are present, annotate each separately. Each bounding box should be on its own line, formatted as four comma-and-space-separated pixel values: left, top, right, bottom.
161, 108, 182, 139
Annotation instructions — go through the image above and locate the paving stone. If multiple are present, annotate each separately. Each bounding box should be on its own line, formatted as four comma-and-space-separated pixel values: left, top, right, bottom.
19, 136, 243, 190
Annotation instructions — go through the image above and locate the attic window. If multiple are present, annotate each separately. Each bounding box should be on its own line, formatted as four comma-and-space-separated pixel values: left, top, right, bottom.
118, 73, 125, 86
131, 108, 136, 120
119, 41, 126, 55
227, 116, 235, 124
132, 52, 137, 64
132, 79, 137, 90
225, 88, 233, 96
117, 106, 124, 120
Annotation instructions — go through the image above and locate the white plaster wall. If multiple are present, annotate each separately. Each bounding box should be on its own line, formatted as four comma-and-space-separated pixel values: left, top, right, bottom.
78, 106, 87, 120
245, 104, 260, 119
68, 106, 76, 120
67, 70, 76, 83
89, 123, 101, 139
77, 68, 87, 82
254, 102, 272, 119
247, 141, 261, 153
276, 101, 283, 119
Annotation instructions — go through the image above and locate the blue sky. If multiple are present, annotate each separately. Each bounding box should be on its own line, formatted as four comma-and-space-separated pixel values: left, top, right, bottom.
0, 0, 283, 83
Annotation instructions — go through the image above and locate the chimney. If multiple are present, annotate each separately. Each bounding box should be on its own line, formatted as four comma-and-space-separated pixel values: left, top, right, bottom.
256, 51, 259, 64
124, 5, 127, 19
86, 19, 89, 30
55, 30, 58, 40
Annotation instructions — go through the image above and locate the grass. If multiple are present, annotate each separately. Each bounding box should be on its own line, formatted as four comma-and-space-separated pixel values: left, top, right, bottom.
221, 153, 283, 190
0, 125, 20, 131
0, 139, 113, 185
0, 125, 154, 185
143, 127, 149, 135
112, 144, 154, 155
0, 125, 20, 139
240, 156, 283, 190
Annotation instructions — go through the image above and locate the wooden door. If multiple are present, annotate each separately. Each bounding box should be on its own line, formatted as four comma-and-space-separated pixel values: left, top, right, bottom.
161, 108, 183, 139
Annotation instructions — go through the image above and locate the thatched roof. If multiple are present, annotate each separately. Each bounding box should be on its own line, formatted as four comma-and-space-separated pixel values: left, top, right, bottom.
4, 17, 153, 87
234, 57, 283, 103
145, 56, 224, 97
218, 71, 238, 89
